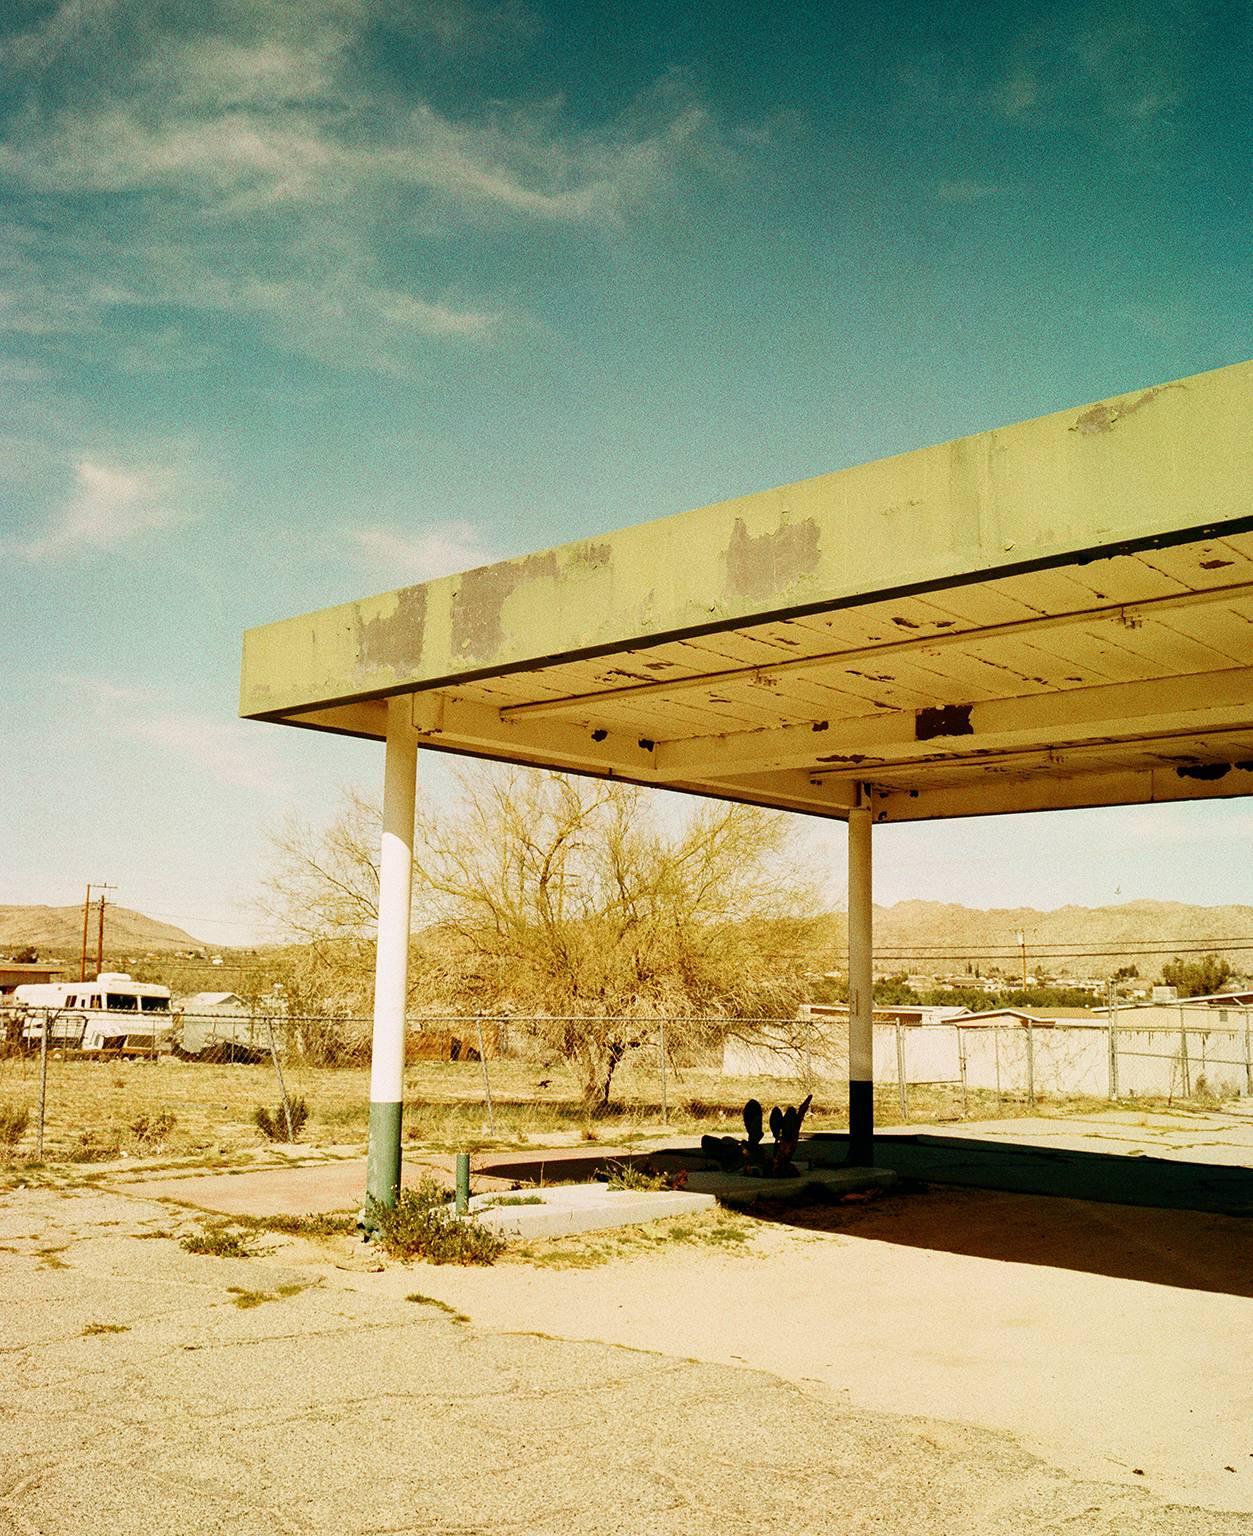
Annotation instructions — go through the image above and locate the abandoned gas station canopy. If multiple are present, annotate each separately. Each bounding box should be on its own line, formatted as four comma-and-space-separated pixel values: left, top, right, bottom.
241, 360, 1253, 823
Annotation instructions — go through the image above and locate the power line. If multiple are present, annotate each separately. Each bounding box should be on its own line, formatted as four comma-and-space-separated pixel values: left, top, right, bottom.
874, 944, 1253, 957
872, 936, 1253, 953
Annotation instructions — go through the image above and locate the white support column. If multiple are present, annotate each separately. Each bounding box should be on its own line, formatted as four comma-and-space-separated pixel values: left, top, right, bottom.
847, 801, 874, 1164
365, 696, 418, 1212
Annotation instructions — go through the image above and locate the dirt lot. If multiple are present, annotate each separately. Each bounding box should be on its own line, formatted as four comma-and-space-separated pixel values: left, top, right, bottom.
2, 1109, 1251, 1535
0, 1050, 1182, 1164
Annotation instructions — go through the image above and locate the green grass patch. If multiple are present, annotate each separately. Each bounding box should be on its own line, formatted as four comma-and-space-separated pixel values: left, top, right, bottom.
225, 1281, 309, 1309
180, 1224, 257, 1259
229, 1211, 357, 1238
405, 1292, 470, 1323
82, 1321, 130, 1335
602, 1159, 673, 1191
226, 1287, 272, 1309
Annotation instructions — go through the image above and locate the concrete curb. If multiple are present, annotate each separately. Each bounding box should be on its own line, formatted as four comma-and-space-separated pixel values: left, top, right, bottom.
466, 1184, 716, 1238
681, 1165, 899, 1204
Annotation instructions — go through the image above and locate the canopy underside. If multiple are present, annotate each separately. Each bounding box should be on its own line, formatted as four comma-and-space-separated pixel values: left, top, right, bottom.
243, 361, 1253, 822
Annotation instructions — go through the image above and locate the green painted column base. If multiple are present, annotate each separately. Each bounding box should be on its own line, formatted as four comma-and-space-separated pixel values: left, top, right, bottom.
848, 1079, 874, 1166
365, 1100, 403, 1221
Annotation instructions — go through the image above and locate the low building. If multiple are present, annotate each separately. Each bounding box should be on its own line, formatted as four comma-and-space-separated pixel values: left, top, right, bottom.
174, 991, 269, 1060
1093, 992, 1253, 1028
952, 1006, 1102, 1028
0, 961, 66, 997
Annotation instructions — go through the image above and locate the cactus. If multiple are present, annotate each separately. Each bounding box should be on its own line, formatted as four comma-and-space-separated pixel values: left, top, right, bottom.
703, 1093, 814, 1178
742, 1098, 763, 1146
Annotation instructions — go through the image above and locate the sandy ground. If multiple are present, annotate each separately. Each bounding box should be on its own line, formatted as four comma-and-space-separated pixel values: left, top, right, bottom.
1, 1171, 1250, 1535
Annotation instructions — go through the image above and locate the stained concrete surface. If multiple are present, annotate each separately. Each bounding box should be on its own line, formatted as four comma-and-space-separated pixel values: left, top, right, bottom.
6, 1111, 1252, 1533
119, 1144, 665, 1217
2, 1174, 1250, 1535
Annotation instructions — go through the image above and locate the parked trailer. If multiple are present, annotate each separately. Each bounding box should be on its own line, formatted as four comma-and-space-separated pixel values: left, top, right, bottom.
14, 973, 173, 1055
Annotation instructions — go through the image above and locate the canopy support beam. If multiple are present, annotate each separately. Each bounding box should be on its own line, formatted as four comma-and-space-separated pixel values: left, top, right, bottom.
365, 697, 418, 1214
847, 799, 874, 1165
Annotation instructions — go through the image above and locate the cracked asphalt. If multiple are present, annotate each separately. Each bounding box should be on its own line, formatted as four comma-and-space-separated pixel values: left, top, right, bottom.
2, 1183, 1250, 1535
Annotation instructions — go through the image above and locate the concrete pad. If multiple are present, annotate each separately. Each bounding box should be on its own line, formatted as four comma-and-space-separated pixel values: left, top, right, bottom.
398, 1181, 1253, 1518
468, 1183, 715, 1238
123, 1158, 402, 1215
806, 1121, 1253, 1215
117, 1143, 698, 1219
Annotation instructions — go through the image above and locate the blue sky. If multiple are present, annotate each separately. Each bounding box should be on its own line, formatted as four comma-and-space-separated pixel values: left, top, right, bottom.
2, 0, 1250, 947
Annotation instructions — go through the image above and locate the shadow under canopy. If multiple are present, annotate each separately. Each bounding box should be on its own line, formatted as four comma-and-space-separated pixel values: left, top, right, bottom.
746, 1180, 1253, 1300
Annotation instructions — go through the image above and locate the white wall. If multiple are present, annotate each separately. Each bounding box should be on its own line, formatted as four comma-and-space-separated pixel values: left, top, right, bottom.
722, 1009, 1253, 1100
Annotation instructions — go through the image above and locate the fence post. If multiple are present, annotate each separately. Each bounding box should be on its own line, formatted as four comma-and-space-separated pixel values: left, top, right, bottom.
263, 1013, 294, 1141
658, 1017, 669, 1127
35, 1008, 50, 1160
895, 1021, 908, 1121
1244, 1008, 1252, 1096
993, 1024, 1002, 1107
475, 1017, 496, 1135
957, 1028, 969, 1117
1178, 1009, 1191, 1098
1025, 1020, 1036, 1107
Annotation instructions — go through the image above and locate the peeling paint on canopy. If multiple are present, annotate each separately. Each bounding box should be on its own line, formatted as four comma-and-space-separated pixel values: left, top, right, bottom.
241, 360, 1253, 824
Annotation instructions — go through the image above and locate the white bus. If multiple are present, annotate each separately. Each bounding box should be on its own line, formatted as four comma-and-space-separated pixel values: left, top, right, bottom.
14, 973, 173, 1055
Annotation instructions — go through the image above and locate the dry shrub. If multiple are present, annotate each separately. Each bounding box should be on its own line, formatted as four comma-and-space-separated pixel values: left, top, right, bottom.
369, 1178, 504, 1265
68, 1130, 123, 1163
180, 1223, 257, 1258
254, 1097, 309, 1142
0, 1105, 29, 1150
129, 1112, 176, 1150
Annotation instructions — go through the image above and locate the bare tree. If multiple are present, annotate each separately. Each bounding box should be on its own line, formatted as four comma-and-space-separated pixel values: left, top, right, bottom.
264, 767, 823, 1105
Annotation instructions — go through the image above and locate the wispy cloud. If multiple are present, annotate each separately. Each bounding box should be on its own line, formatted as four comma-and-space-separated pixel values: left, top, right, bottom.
993, 65, 1039, 118
1, 81, 709, 224
1074, 11, 1186, 122
0, 4, 723, 372
16, 460, 179, 560
989, 1, 1192, 128
346, 521, 496, 583
59, 674, 284, 793
899, 2, 1193, 134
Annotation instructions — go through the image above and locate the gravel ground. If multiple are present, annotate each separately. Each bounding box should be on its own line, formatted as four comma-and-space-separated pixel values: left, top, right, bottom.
1, 1183, 1249, 1535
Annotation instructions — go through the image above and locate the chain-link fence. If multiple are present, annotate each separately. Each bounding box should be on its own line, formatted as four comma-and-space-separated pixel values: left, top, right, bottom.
723, 1007, 1253, 1116
0, 1006, 790, 1159
3, 1002, 1250, 1163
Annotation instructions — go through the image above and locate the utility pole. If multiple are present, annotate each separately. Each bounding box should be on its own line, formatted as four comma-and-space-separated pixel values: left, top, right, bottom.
1016, 929, 1028, 989
80, 883, 115, 980
80, 886, 91, 981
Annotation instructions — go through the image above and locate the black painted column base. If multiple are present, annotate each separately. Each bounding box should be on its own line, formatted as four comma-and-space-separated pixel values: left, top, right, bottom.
848, 1078, 874, 1165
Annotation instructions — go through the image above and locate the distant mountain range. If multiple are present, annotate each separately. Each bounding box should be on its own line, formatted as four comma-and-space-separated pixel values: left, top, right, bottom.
2, 898, 1249, 980
831, 899, 1253, 979
0, 905, 206, 954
